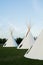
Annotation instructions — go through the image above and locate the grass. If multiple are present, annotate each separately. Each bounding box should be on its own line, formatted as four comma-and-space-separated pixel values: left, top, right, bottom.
0, 47, 43, 65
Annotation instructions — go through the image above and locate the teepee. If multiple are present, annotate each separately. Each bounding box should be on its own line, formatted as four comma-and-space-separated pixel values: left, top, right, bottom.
24, 30, 43, 60
17, 24, 34, 49
3, 28, 18, 47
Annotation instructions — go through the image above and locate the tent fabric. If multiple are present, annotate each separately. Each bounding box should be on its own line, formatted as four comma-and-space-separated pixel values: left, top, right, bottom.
3, 34, 18, 47
17, 32, 34, 49
24, 30, 43, 60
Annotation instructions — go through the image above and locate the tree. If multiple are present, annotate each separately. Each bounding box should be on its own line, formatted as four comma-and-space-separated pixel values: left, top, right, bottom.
0, 39, 3, 44
0, 38, 7, 45
15, 37, 23, 45
2, 38, 7, 44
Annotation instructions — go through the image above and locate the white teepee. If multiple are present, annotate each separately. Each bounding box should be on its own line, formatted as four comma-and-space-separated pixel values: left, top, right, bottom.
24, 30, 43, 60
3, 29, 18, 47
17, 24, 34, 49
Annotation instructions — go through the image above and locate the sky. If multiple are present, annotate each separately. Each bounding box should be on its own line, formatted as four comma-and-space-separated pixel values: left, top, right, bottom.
0, 0, 43, 38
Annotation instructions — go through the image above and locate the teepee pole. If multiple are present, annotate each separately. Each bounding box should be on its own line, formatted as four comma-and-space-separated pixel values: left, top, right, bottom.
26, 22, 31, 37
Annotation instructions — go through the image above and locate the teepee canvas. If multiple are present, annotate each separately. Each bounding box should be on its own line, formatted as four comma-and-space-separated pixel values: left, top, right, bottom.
17, 24, 34, 49
24, 30, 43, 60
3, 29, 18, 47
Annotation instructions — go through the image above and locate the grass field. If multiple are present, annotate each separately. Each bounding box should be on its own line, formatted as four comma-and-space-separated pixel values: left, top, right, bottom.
0, 47, 43, 65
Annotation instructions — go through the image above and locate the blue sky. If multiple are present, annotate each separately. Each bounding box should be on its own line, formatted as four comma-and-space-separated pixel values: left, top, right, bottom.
0, 0, 43, 38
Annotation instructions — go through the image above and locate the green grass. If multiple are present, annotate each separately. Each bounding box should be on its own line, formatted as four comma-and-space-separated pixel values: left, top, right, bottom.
0, 47, 43, 65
